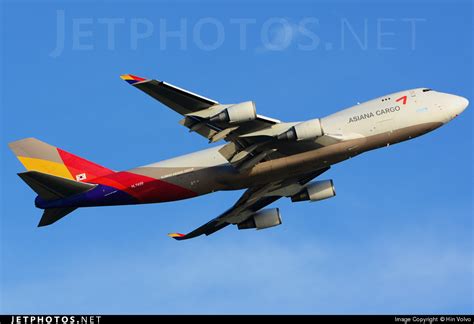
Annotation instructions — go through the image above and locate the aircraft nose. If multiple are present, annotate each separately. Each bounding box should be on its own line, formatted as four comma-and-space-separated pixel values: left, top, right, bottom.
450, 95, 469, 116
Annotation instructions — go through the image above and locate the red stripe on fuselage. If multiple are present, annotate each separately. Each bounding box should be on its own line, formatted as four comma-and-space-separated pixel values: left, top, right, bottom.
84, 171, 197, 203
57, 148, 196, 202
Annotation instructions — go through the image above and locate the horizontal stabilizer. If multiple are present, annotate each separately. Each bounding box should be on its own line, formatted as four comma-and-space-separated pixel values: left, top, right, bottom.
18, 171, 95, 201
38, 207, 77, 227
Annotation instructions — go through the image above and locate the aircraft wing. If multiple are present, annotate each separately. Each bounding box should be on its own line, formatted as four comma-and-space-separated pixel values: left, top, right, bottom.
168, 167, 330, 241
121, 74, 321, 171
120, 74, 279, 139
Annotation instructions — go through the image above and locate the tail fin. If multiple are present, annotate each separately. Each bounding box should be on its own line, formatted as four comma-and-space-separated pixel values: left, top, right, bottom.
8, 138, 114, 182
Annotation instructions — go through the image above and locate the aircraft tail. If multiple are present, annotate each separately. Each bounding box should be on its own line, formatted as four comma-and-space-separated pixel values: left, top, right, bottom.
17, 171, 96, 226
8, 138, 114, 182
8, 137, 111, 227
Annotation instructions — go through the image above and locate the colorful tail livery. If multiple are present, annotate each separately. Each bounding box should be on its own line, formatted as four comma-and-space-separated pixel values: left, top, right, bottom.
9, 138, 114, 182
9, 138, 116, 226
9, 137, 198, 227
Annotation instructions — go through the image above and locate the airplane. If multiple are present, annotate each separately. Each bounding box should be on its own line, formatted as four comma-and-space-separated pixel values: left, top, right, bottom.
8, 74, 469, 240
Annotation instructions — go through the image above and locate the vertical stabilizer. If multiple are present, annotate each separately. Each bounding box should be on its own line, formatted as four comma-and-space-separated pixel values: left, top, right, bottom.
9, 138, 114, 182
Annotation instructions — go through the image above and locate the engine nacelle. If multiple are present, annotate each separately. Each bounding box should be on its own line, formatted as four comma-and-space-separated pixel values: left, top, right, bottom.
277, 118, 323, 141
210, 101, 257, 123
237, 208, 282, 230
291, 180, 336, 202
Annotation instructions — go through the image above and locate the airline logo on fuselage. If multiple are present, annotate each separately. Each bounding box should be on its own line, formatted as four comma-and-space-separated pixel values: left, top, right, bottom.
348, 105, 401, 123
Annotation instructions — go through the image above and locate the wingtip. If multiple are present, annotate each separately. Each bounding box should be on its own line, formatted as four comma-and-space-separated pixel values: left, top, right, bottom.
168, 233, 186, 240
120, 74, 147, 84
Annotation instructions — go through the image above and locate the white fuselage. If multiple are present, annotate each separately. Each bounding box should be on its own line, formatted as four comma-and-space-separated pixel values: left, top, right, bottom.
131, 88, 468, 195
321, 88, 462, 139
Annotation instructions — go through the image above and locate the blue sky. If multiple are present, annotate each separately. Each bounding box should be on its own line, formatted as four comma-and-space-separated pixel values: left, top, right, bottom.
1, 0, 472, 314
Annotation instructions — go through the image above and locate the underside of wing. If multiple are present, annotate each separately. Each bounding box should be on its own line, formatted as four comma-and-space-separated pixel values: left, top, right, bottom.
168, 167, 330, 241
121, 74, 278, 132
121, 74, 277, 128
121, 74, 218, 115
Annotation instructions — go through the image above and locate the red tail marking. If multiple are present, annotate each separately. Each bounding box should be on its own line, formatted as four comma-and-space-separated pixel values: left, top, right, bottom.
58, 149, 115, 182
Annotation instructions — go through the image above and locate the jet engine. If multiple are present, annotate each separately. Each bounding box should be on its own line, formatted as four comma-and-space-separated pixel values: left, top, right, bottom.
237, 208, 282, 230
210, 101, 257, 123
291, 180, 336, 202
277, 118, 323, 141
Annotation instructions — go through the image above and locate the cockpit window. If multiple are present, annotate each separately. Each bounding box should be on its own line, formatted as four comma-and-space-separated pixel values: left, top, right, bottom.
422, 88, 432, 92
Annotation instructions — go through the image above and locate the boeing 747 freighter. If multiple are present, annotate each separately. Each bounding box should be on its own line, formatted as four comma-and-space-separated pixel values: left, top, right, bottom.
9, 74, 469, 240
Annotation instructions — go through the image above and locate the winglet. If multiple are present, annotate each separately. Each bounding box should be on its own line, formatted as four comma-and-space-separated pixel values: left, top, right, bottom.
167, 233, 186, 241
120, 74, 147, 85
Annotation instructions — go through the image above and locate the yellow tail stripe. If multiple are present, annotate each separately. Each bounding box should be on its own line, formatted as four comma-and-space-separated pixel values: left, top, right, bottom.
17, 156, 74, 180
